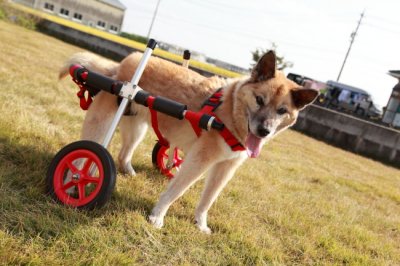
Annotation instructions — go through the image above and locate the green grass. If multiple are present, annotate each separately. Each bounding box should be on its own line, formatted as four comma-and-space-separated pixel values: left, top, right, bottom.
0, 0, 40, 30
0, 20, 400, 265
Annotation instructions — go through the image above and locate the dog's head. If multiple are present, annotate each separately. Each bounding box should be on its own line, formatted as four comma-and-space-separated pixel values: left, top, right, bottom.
233, 51, 319, 158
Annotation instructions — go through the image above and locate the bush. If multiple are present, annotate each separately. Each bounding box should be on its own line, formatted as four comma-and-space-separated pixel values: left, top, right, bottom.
0, 1, 41, 30
0, 9, 5, 20
0, 2, 6, 20
119, 31, 148, 44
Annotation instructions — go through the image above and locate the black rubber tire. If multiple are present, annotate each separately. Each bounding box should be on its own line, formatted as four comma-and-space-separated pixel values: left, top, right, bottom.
355, 108, 365, 116
46, 140, 116, 210
151, 141, 163, 166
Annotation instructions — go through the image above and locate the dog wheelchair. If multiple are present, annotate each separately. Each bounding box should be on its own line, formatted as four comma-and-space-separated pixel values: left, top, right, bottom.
46, 39, 227, 209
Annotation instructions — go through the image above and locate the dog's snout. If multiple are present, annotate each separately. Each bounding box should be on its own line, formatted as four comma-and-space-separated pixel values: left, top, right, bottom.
257, 125, 270, 137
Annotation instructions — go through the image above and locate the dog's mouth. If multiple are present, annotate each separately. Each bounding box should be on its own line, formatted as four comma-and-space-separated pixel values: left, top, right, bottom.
245, 133, 262, 158
245, 123, 263, 158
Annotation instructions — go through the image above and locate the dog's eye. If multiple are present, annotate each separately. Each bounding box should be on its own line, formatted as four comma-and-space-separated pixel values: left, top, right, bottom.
256, 96, 264, 107
277, 107, 288, 115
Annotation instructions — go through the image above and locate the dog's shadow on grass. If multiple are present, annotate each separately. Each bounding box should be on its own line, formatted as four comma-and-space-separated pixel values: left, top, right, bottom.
0, 136, 157, 240
107, 165, 167, 214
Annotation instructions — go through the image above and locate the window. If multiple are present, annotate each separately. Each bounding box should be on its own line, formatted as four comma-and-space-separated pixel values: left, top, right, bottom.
109, 25, 118, 32
97, 21, 106, 29
73, 13, 82, 21
59, 8, 69, 17
44, 3, 54, 12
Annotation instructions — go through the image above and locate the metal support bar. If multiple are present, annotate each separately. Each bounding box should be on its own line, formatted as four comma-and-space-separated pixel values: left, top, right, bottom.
118, 83, 143, 100
101, 40, 157, 148
182, 50, 191, 68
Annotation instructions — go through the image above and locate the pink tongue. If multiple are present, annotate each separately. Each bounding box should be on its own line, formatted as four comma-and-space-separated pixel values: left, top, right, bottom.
245, 133, 263, 158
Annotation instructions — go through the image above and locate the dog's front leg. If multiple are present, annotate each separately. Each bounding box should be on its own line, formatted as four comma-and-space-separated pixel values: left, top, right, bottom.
195, 156, 246, 234
149, 139, 220, 229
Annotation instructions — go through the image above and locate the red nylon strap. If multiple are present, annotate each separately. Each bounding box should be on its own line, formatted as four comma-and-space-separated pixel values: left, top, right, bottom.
69, 66, 93, 110
219, 127, 245, 151
147, 96, 169, 147
76, 86, 93, 110
184, 110, 202, 137
199, 89, 246, 152
145, 89, 245, 152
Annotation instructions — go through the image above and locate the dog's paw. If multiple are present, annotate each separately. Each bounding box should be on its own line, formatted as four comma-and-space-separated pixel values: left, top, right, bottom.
148, 214, 164, 229
197, 224, 212, 234
120, 163, 136, 177
195, 217, 212, 234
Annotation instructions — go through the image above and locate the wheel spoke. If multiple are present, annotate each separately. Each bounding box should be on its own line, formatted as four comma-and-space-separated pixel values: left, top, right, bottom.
175, 158, 183, 166
77, 183, 85, 200
61, 181, 75, 191
82, 158, 93, 175
66, 161, 79, 174
83, 176, 100, 184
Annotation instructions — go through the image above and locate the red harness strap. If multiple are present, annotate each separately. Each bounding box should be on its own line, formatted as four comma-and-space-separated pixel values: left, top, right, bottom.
147, 89, 245, 152
69, 66, 96, 110
147, 96, 170, 147
200, 89, 246, 152
76, 85, 93, 110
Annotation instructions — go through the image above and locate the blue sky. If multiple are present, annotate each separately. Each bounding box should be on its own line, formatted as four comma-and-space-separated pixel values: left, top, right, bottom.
119, 0, 400, 108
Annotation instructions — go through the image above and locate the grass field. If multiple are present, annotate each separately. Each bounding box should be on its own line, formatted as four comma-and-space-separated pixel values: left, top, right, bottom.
1, 20, 400, 265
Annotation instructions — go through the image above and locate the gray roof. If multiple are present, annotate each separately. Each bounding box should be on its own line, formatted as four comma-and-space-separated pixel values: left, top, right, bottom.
388, 70, 400, 79
98, 0, 126, 10
326, 80, 370, 95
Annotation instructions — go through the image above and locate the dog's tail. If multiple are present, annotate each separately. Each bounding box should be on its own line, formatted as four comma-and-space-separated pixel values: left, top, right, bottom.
59, 52, 119, 80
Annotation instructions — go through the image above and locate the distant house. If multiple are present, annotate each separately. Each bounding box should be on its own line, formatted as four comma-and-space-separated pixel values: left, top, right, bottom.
157, 41, 249, 75
12, 0, 126, 34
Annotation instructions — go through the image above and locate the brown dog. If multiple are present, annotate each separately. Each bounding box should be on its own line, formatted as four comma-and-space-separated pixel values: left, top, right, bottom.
60, 51, 318, 233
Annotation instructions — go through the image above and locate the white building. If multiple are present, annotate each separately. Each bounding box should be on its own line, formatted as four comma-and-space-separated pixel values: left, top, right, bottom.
12, 0, 126, 34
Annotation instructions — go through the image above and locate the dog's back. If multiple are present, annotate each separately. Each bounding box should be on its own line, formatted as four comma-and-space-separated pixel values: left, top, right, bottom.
117, 53, 228, 110
60, 52, 227, 110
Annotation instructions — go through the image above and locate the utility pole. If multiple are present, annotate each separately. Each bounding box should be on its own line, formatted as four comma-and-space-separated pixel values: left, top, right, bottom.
146, 0, 162, 40
336, 11, 365, 82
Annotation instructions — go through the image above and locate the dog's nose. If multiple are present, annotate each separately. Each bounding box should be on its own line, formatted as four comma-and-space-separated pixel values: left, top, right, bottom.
257, 125, 270, 137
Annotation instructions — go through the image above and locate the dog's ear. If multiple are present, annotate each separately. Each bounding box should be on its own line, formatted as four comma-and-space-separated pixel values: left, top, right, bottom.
291, 88, 319, 110
251, 51, 276, 82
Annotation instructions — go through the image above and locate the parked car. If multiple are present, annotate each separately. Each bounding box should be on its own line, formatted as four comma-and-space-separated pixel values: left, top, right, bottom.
323, 80, 382, 119
287, 73, 313, 86
286, 74, 382, 119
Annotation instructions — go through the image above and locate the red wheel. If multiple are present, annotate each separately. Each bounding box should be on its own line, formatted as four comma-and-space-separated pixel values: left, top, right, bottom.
46, 141, 116, 209
151, 142, 183, 179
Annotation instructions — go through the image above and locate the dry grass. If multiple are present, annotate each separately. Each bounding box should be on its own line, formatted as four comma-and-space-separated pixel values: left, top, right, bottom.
0, 20, 400, 265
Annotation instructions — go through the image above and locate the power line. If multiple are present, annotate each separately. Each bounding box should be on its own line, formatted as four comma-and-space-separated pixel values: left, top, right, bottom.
126, 1, 367, 57
366, 14, 400, 27
138, 8, 345, 55
363, 22, 400, 36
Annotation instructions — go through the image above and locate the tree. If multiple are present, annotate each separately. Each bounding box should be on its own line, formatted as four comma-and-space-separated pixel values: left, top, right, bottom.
251, 43, 293, 71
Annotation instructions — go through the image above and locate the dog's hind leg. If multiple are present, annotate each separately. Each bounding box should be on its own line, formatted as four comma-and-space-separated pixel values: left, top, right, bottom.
194, 157, 245, 234
118, 111, 148, 176
149, 139, 221, 229
81, 91, 118, 143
